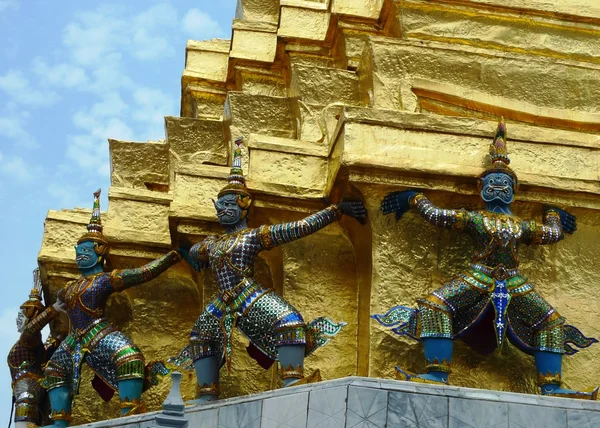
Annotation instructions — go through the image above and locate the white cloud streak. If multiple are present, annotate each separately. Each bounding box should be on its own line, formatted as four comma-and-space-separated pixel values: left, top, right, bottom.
182, 8, 224, 39
32, 58, 89, 88
68, 115, 134, 177
62, 3, 178, 67
0, 151, 35, 183
0, 0, 18, 13
0, 107, 37, 149
131, 3, 178, 60
0, 70, 60, 107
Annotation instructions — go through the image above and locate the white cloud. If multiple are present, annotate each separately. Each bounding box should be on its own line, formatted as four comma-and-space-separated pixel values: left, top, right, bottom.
66, 85, 174, 175
0, 70, 59, 107
32, 58, 89, 88
66, 135, 111, 177
132, 87, 176, 139
131, 3, 178, 60
67, 92, 132, 176
0, 0, 18, 13
68, 114, 134, 177
73, 92, 129, 127
46, 180, 87, 209
88, 56, 134, 94
182, 8, 224, 39
62, 6, 128, 67
63, 3, 178, 66
0, 151, 35, 183
135, 2, 178, 28
0, 106, 37, 148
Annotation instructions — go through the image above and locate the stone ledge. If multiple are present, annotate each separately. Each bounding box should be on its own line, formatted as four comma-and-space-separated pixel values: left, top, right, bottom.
72, 376, 600, 427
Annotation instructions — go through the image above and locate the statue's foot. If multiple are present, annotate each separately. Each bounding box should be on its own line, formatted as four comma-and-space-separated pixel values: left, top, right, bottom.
121, 399, 147, 417
286, 369, 322, 387
187, 382, 220, 405
395, 367, 448, 385
187, 395, 218, 405
541, 385, 599, 400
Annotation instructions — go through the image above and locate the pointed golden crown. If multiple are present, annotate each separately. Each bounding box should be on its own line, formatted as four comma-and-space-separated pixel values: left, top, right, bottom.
218, 137, 252, 207
20, 268, 45, 317
77, 189, 109, 254
480, 118, 518, 188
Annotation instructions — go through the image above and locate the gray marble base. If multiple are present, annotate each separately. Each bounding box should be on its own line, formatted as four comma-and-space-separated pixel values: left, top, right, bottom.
73, 377, 600, 428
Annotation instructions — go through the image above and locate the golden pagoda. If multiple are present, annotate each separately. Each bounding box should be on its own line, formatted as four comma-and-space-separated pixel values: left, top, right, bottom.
38, 0, 600, 424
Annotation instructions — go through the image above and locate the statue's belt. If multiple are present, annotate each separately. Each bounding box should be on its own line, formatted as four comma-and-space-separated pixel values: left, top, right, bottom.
208, 280, 268, 373
215, 280, 264, 310
62, 320, 115, 395
65, 319, 115, 353
205, 280, 269, 321
220, 281, 252, 305
461, 264, 529, 292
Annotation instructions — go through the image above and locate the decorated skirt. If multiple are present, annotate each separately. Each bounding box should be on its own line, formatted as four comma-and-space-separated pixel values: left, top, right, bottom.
171, 279, 346, 370
43, 319, 168, 397
373, 266, 597, 356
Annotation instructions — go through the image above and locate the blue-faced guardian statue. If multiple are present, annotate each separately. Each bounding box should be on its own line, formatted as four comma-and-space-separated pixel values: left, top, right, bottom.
42, 190, 182, 426
373, 119, 598, 399
172, 138, 367, 401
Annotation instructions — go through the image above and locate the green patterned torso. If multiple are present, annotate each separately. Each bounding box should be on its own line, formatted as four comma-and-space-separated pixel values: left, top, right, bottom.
467, 211, 525, 269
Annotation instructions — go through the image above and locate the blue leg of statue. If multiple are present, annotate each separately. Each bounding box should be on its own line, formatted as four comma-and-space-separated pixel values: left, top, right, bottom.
422, 337, 453, 382
118, 378, 144, 415
48, 386, 72, 427
278, 344, 305, 386
189, 356, 219, 403
536, 351, 598, 399
395, 337, 453, 384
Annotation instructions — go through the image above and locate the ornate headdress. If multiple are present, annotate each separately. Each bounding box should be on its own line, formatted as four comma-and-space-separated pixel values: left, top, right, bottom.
479, 118, 518, 189
77, 189, 109, 255
217, 137, 253, 210
20, 268, 45, 319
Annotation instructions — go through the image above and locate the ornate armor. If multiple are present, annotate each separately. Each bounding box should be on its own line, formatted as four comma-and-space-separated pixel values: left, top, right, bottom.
374, 199, 594, 355
43, 190, 181, 425
43, 252, 181, 395
374, 119, 598, 398
9, 269, 60, 425
174, 208, 346, 371
171, 138, 360, 397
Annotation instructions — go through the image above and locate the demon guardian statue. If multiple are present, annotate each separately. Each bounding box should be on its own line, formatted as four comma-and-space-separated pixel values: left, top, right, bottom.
373, 119, 598, 399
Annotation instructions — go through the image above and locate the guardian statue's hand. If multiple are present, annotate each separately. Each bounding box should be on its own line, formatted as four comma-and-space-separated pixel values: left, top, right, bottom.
52, 300, 66, 314
381, 190, 419, 220
544, 205, 577, 234
338, 201, 367, 225
177, 236, 194, 260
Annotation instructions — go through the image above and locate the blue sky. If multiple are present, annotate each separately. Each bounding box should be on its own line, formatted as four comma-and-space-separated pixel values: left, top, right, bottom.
0, 0, 235, 423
